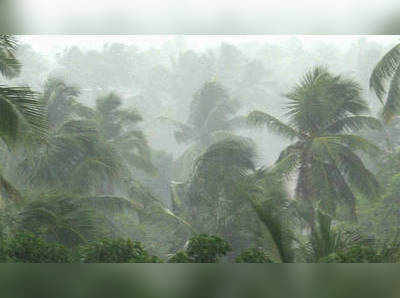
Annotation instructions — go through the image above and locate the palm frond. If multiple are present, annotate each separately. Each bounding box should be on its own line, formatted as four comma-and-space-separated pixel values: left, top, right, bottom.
270, 153, 300, 178
248, 189, 295, 263
247, 110, 299, 140
370, 43, 400, 104
325, 116, 382, 133
0, 35, 21, 79
285, 65, 367, 134
193, 137, 257, 181
0, 86, 48, 148
18, 194, 101, 246
328, 134, 383, 158
383, 67, 400, 123
311, 137, 381, 200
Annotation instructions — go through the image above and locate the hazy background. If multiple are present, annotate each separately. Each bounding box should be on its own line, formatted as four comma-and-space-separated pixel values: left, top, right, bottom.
8, 35, 399, 168
2, 0, 400, 34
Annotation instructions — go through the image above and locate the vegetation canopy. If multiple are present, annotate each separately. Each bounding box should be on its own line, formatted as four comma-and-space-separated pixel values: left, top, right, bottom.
0, 35, 399, 263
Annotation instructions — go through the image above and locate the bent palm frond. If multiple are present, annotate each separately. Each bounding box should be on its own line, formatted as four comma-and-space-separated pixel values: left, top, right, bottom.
0, 35, 21, 79
0, 86, 48, 148
370, 44, 400, 123
247, 110, 299, 140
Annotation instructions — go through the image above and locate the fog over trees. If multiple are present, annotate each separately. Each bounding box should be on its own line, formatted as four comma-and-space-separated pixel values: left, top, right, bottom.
1, 35, 400, 263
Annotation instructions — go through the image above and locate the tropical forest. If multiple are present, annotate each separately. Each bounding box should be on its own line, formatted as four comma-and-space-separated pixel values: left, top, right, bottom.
1, 34, 400, 263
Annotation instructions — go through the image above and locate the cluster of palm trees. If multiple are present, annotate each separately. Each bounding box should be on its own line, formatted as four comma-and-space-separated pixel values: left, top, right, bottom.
1, 34, 400, 261
168, 44, 400, 261
0, 36, 186, 252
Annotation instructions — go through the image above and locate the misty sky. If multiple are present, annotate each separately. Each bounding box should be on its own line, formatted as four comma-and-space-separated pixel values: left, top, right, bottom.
18, 35, 400, 58
13, 34, 400, 164
16, 0, 400, 34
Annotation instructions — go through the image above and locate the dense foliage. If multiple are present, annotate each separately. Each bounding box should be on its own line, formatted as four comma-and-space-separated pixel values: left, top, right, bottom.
3, 232, 73, 263
169, 234, 232, 263
1, 35, 400, 262
80, 238, 162, 263
235, 247, 276, 263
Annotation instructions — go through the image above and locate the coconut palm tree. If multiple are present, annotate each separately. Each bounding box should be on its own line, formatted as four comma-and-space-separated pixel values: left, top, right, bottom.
160, 81, 245, 181
247, 66, 382, 231
20, 84, 156, 195
0, 35, 48, 146
20, 119, 126, 195
0, 35, 48, 202
170, 136, 290, 259
370, 43, 400, 123
86, 92, 156, 175
40, 77, 81, 129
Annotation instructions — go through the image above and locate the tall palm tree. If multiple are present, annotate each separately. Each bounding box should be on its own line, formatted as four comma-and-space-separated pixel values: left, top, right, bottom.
20, 119, 126, 195
40, 77, 81, 129
0, 35, 48, 202
20, 85, 156, 196
86, 92, 156, 176
0, 35, 48, 147
247, 66, 382, 231
170, 136, 288, 258
160, 81, 245, 181
370, 43, 400, 123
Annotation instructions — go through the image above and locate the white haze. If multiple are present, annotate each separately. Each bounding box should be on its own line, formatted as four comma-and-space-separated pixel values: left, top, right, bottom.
13, 35, 400, 169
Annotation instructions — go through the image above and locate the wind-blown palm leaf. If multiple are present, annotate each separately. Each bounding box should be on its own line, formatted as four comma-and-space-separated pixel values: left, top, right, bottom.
20, 119, 125, 194
111, 130, 157, 175
0, 86, 48, 148
0, 35, 21, 79
193, 137, 257, 182
239, 170, 295, 263
18, 194, 101, 247
307, 210, 349, 261
247, 110, 299, 140
383, 69, 400, 123
270, 152, 300, 178
326, 134, 382, 158
310, 160, 357, 221
370, 44, 400, 123
188, 81, 234, 129
249, 66, 382, 232
325, 116, 382, 134
285, 66, 368, 134
311, 137, 381, 200
41, 78, 81, 128
180, 137, 262, 243
89, 93, 156, 175
370, 44, 400, 102
127, 178, 195, 235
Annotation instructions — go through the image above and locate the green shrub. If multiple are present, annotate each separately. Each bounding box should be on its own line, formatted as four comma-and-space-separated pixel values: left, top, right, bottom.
5, 232, 73, 263
80, 238, 162, 263
186, 234, 232, 263
319, 244, 380, 263
168, 250, 192, 263
235, 247, 276, 263
168, 234, 232, 263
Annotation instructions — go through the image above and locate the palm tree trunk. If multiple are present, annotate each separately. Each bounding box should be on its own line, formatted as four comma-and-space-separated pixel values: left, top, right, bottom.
296, 151, 316, 234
